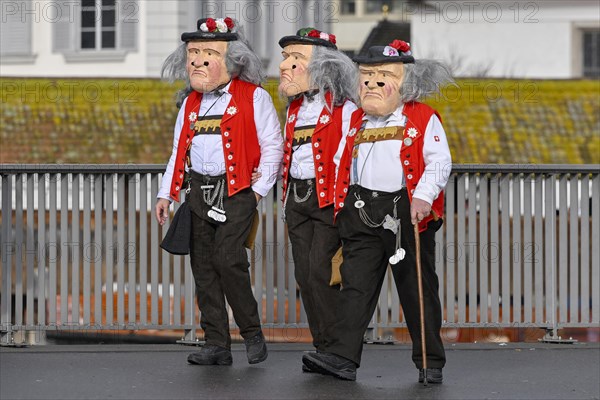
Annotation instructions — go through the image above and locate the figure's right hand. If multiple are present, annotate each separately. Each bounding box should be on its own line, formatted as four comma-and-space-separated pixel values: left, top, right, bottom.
155, 199, 171, 226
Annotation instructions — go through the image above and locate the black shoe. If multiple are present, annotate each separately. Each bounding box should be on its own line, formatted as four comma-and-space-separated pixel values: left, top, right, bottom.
187, 344, 232, 365
245, 331, 268, 364
302, 364, 315, 373
302, 352, 357, 381
418, 368, 443, 384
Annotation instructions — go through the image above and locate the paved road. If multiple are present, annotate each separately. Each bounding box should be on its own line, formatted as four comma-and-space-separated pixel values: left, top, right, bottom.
1, 342, 599, 400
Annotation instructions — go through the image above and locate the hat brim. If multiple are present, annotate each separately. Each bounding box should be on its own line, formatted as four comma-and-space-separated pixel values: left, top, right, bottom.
353, 55, 415, 64
181, 32, 238, 42
279, 35, 337, 49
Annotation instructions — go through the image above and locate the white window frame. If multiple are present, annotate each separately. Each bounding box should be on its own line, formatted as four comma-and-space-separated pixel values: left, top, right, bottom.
62, 0, 129, 62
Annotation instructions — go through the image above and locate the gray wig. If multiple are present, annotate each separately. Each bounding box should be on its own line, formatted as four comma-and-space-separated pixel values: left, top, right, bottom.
399, 60, 454, 103
306, 46, 359, 110
161, 22, 265, 107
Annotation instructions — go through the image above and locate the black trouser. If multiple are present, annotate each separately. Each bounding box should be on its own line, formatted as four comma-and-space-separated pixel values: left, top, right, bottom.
285, 178, 342, 349
187, 171, 261, 349
323, 185, 446, 369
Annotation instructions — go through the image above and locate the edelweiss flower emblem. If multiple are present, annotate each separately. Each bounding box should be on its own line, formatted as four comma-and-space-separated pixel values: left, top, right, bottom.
407, 127, 418, 138
188, 112, 197, 122
319, 115, 330, 124
226, 106, 237, 116
348, 128, 357, 137
288, 114, 296, 124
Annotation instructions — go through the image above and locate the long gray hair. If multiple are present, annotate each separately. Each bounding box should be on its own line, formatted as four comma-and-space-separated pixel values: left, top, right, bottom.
307, 46, 359, 110
161, 21, 265, 107
399, 60, 454, 103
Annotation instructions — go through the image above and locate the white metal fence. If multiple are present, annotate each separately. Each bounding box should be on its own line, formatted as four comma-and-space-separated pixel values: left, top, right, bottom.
1, 164, 599, 345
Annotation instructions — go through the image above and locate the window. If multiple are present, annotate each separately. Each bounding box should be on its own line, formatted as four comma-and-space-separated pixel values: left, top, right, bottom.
365, 0, 403, 14
53, 0, 138, 61
583, 30, 600, 78
341, 1, 356, 15
81, 0, 117, 50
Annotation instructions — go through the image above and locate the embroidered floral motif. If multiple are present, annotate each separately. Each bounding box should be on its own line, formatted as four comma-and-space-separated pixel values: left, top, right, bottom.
188, 112, 198, 122
288, 114, 296, 124
226, 106, 238, 115
319, 115, 330, 124
407, 127, 418, 138
348, 128, 357, 137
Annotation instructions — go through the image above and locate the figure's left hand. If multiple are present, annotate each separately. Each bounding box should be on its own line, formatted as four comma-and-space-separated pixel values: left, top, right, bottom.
411, 197, 432, 225
251, 167, 262, 184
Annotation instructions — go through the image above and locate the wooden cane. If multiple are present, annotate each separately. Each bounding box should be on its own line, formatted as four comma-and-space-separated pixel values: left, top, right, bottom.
414, 222, 428, 386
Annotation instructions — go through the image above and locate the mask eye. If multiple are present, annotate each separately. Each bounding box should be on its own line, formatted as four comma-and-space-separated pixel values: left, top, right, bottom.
377, 82, 385, 87
364, 81, 369, 86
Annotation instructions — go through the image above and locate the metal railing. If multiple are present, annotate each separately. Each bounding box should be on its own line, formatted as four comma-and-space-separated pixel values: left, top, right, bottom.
1, 164, 599, 345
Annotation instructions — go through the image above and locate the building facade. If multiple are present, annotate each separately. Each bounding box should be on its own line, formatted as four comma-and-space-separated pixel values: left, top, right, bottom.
1, 0, 599, 78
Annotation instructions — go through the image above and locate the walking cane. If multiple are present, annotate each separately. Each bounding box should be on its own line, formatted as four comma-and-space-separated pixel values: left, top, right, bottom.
414, 222, 428, 386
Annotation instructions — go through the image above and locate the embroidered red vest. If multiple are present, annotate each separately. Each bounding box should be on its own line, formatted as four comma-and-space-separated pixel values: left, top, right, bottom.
281, 92, 345, 208
334, 101, 445, 232
169, 78, 261, 202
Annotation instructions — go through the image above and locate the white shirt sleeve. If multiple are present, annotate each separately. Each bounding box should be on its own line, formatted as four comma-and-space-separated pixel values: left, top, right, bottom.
157, 97, 188, 202
412, 114, 453, 205
252, 87, 284, 197
333, 101, 358, 177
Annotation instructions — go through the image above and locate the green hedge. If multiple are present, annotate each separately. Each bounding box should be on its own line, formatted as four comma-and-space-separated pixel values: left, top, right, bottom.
1, 78, 598, 164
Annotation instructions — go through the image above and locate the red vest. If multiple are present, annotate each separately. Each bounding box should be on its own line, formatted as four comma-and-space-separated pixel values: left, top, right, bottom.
334, 101, 445, 232
282, 92, 345, 208
169, 78, 261, 202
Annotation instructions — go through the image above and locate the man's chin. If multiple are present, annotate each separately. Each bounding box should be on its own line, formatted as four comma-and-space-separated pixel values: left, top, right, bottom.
361, 103, 386, 116
278, 84, 302, 98
191, 82, 220, 93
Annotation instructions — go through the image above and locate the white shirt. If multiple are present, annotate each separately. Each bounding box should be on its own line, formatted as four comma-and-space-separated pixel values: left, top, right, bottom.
158, 81, 283, 200
334, 104, 452, 205
290, 95, 357, 179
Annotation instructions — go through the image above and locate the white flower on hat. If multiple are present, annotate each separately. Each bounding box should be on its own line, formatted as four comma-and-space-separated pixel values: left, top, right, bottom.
319, 32, 329, 41
383, 46, 399, 57
215, 19, 228, 33
200, 23, 208, 32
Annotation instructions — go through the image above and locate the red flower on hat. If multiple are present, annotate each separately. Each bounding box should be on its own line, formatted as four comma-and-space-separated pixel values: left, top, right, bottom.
329, 34, 337, 44
389, 39, 410, 53
307, 29, 320, 38
224, 17, 234, 30
206, 18, 217, 32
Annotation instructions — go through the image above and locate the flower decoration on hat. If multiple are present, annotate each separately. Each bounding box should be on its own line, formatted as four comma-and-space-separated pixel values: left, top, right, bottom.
200, 17, 235, 33
298, 27, 336, 45
383, 39, 412, 57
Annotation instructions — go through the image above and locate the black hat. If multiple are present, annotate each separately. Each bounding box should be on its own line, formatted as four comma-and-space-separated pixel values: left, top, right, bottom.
279, 27, 337, 49
181, 17, 238, 42
353, 40, 415, 64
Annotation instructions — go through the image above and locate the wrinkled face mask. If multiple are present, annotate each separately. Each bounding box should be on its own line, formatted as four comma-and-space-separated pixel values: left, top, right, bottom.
359, 63, 404, 116
279, 44, 314, 97
186, 41, 230, 93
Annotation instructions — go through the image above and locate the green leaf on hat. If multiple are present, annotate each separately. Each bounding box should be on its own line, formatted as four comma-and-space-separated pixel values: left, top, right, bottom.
297, 27, 316, 37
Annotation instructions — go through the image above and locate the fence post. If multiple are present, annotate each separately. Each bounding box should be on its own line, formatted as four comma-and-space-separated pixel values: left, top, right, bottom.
539, 173, 575, 344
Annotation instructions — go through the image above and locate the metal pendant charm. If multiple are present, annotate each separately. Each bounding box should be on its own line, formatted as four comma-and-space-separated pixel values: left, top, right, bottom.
383, 215, 399, 234
354, 200, 365, 209
389, 248, 406, 265
207, 207, 227, 223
